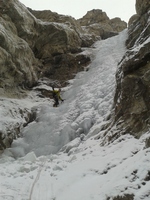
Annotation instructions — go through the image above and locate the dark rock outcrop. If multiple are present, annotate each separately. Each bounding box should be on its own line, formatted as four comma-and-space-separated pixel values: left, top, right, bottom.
78, 10, 127, 40
112, 0, 150, 138
112, 194, 134, 200
136, 0, 150, 15
110, 17, 127, 33
0, 0, 41, 96
0, 130, 6, 150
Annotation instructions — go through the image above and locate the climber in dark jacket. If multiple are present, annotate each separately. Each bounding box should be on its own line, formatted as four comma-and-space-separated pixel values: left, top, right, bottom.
52, 87, 64, 107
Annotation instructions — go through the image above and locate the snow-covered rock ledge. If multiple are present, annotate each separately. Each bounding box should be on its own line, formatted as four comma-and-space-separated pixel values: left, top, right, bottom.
0, 88, 53, 152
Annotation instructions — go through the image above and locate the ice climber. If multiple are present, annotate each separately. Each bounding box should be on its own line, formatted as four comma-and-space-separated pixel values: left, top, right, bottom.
52, 86, 64, 107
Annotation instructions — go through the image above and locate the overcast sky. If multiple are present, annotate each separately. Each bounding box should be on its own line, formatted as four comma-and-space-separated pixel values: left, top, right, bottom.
19, 0, 136, 22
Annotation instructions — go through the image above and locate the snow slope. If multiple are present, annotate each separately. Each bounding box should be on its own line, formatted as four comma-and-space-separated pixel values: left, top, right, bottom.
0, 30, 150, 200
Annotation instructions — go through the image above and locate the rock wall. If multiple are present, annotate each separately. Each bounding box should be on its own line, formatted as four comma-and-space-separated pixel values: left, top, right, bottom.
0, 0, 127, 97
0, 0, 83, 96
78, 9, 127, 40
30, 8, 127, 46
0, 0, 40, 96
112, 0, 150, 138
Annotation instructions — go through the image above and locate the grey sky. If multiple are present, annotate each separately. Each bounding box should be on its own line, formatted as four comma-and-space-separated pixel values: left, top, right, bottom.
19, 0, 136, 22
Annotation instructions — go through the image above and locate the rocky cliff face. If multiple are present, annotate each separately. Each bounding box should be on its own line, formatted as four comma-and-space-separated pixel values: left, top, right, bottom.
30, 8, 127, 44
0, 0, 40, 97
78, 9, 127, 39
0, 0, 127, 98
111, 0, 150, 139
0, 0, 83, 95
